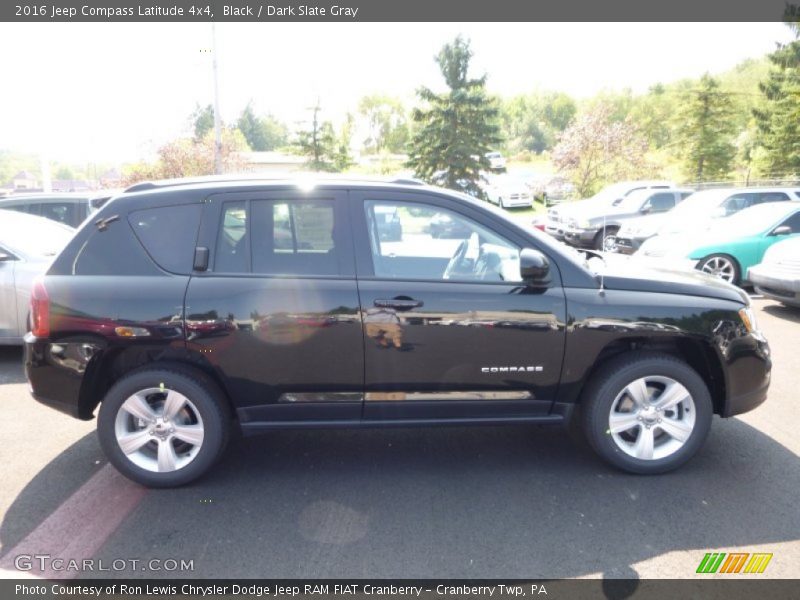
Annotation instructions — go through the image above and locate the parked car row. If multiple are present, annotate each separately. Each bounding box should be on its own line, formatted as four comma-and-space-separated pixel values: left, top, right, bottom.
0, 192, 115, 228
0, 210, 76, 344
538, 180, 800, 294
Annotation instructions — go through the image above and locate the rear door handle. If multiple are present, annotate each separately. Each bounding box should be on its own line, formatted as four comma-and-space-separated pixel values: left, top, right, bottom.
374, 297, 423, 310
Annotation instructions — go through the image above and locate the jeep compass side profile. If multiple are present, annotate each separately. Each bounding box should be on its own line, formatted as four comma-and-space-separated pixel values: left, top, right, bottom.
24, 178, 771, 487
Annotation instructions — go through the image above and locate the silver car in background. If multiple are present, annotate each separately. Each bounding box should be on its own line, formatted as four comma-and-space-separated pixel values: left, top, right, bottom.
749, 237, 800, 307
0, 210, 75, 344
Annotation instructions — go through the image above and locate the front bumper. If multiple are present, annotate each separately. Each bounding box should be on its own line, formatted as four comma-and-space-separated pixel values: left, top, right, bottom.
749, 264, 800, 306
722, 331, 771, 417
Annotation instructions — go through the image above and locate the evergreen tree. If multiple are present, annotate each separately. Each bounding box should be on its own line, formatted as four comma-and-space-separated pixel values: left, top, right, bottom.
753, 21, 800, 176
237, 103, 288, 151
296, 102, 344, 172
191, 104, 215, 140
407, 36, 501, 198
675, 74, 736, 181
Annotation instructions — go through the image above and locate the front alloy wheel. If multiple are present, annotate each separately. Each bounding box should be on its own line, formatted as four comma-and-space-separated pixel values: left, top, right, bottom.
607, 376, 696, 461
580, 352, 713, 474
699, 254, 739, 284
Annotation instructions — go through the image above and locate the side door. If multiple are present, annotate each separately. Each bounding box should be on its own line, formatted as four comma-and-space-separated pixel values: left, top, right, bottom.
350, 190, 567, 421
0, 246, 18, 341
184, 189, 364, 426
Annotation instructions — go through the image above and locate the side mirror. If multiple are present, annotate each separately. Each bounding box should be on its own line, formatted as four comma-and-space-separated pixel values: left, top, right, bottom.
612, 197, 624, 206
640, 206, 651, 214
520, 248, 550, 286
771, 225, 792, 236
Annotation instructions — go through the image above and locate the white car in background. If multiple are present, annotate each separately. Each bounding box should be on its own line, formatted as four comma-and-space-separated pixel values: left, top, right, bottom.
749, 237, 800, 307
483, 175, 534, 209
484, 151, 507, 172
0, 210, 75, 344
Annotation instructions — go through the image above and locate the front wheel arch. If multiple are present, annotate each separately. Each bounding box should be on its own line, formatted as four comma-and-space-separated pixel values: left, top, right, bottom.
697, 253, 741, 285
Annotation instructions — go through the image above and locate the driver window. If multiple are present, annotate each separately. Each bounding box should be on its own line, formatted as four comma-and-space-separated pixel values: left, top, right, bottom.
364, 201, 522, 282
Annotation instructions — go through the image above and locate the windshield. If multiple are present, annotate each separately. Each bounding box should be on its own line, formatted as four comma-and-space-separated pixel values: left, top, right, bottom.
0, 213, 74, 257
616, 188, 653, 211
667, 189, 730, 218
588, 183, 635, 205
709, 206, 795, 237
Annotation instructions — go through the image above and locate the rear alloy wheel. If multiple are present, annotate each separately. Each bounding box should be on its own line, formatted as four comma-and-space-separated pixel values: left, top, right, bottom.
581, 352, 713, 474
698, 254, 740, 285
98, 368, 229, 487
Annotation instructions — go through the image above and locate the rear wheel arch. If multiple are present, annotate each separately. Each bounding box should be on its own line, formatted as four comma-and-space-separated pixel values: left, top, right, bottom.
79, 347, 237, 420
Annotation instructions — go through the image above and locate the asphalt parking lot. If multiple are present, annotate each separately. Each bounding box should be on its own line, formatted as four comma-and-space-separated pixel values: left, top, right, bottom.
0, 297, 798, 580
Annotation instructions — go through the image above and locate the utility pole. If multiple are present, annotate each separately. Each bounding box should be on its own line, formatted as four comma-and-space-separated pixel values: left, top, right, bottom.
212, 23, 223, 175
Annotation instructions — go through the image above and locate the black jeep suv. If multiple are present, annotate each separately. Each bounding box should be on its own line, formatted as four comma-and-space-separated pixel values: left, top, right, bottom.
24, 178, 771, 487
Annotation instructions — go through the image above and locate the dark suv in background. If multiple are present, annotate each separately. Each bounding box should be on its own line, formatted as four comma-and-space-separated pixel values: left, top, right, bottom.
25, 178, 771, 487
0, 193, 112, 227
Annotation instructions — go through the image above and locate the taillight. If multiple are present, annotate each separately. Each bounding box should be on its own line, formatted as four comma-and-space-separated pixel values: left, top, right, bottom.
30, 277, 50, 338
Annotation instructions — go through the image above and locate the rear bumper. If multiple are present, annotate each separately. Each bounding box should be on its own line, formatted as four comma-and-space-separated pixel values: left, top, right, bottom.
24, 333, 98, 421
563, 228, 597, 248
544, 224, 564, 240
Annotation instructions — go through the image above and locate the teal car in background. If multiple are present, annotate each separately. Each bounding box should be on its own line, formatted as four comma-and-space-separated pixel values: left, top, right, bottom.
636, 202, 800, 285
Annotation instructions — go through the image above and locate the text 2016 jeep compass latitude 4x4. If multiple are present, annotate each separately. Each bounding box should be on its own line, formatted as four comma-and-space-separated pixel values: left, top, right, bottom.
24, 178, 771, 487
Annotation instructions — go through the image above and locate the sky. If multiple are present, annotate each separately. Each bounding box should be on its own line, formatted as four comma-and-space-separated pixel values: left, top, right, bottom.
0, 22, 794, 164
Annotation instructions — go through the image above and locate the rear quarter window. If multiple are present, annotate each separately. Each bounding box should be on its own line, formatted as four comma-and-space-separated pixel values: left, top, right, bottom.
128, 204, 202, 274
73, 219, 160, 276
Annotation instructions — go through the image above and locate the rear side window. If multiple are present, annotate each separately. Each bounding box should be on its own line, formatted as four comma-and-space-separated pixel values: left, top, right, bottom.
73, 220, 159, 276
252, 200, 337, 275
40, 202, 77, 226
214, 199, 340, 276
646, 192, 676, 213
756, 192, 790, 205
129, 204, 202, 274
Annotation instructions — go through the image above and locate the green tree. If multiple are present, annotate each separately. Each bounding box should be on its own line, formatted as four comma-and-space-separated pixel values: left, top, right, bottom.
501, 91, 576, 154
675, 74, 737, 181
358, 95, 409, 154
753, 21, 800, 176
191, 104, 215, 140
407, 36, 501, 198
54, 166, 74, 180
237, 103, 289, 151
296, 102, 339, 172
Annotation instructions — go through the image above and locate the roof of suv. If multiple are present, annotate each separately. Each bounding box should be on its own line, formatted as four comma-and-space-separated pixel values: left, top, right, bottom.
123, 174, 426, 194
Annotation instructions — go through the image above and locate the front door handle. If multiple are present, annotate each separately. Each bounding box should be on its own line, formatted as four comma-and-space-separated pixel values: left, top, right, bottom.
374, 297, 423, 311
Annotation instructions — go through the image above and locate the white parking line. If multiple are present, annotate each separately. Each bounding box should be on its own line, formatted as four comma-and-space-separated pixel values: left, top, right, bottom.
0, 465, 147, 579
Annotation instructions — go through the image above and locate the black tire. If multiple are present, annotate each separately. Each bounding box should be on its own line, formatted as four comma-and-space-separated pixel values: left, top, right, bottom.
697, 253, 741, 286
593, 226, 619, 251
97, 366, 230, 488
580, 352, 713, 474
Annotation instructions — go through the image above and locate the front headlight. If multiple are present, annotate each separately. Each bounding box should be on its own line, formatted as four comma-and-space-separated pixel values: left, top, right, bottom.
576, 219, 592, 229
738, 306, 759, 333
